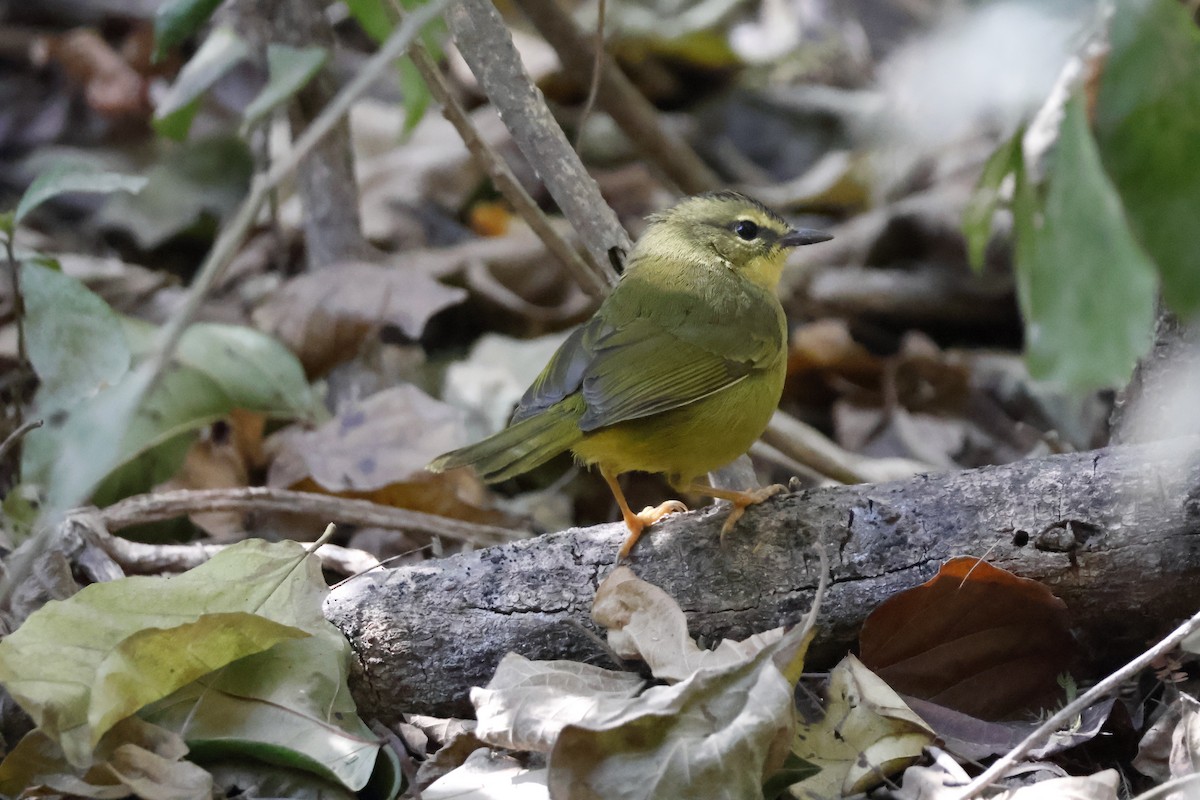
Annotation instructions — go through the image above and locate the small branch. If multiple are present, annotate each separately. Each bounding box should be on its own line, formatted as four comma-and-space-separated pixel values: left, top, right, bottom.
762, 410, 931, 485
3, 233, 26, 368
572, 0, 606, 151
407, 41, 608, 298
95, 486, 524, 547
512, 0, 722, 196
91, 523, 380, 577
446, 0, 627, 281
955, 605, 1200, 799
0, 418, 42, 464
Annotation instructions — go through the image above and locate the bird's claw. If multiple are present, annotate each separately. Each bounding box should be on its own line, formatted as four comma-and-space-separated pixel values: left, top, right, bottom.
618, 500, 689, 559
719, 484, 788, 542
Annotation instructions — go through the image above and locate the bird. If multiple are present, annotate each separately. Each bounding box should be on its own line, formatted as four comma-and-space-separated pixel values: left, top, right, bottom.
428, 191, 832, 558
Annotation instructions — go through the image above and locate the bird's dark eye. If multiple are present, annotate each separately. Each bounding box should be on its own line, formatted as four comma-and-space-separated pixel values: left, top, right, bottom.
734, 220, 759, 241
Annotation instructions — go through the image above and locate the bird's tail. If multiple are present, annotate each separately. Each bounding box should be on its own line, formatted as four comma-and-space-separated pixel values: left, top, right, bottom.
427, 404, 583, 483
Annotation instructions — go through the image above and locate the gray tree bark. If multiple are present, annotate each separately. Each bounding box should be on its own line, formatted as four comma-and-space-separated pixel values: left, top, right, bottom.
325, 438, 1200, 721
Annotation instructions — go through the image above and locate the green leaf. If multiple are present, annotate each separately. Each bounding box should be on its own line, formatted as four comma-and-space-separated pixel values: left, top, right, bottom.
21, 261, 131, 412
1094, 0, 1200, 316
0, 539, 325, 767
14, 162, 146, 224
154, 27, 250, 140
242, 44, 329, 130
1013, 92, 1157, 389
22, 321, 318, 512
144, 636, 380, 791
397, 56, 431, 137
962, 130, 1022, 273
344, 0, 395, 42
99, 135, 253, 250
154, 0, 225, 61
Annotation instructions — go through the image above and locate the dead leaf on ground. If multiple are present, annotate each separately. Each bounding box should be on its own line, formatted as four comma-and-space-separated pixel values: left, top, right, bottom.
33, 29, 149, 119
267, 384, 516, 527
253, 260, 467, 377
788, 655, 934, 800
423, 747, 549, 800
860, 557, 1078, 720
471, 654, 645, 753
903, 694, 1114, 761
1133, 692, 1200, 786
0, 717, 210, 799
155, 410, 265, 540
591, 566, 785, 683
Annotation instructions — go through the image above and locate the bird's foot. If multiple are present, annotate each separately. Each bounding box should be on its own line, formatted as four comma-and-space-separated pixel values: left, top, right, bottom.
617, 500, 689, 559
719, 484, 788, 541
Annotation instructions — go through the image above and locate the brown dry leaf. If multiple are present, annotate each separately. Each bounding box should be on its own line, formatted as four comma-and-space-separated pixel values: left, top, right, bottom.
859, 557, 1078, 720
253, 261, 466, 376
786, 319, 882, 408
267, 385, 514, 526
0, 717, 210, 799
155, 411, 265, 540
33, 29, 149, 119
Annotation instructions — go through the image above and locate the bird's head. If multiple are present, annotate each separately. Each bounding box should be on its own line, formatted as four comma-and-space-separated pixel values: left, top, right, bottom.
635, 191, 832, 290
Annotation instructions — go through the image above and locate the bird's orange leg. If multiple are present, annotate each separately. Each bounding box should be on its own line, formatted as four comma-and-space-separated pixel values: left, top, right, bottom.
683, 482, 788, 541
601, 468, 688, 558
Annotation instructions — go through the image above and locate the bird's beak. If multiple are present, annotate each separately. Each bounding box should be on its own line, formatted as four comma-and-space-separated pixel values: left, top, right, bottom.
780, 228, 834, 247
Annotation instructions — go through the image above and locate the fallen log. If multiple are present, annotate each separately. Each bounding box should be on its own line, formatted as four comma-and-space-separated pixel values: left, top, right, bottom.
324, 439, 1200, 720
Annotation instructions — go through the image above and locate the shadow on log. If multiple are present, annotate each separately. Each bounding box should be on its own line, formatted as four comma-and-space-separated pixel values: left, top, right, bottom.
324, 439, 1200, 721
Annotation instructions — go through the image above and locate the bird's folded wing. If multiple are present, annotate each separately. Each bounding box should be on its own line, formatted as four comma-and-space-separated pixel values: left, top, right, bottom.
514, 312, 780, 431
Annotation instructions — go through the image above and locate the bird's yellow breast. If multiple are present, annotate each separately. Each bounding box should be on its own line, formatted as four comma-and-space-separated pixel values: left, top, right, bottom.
569, 341, 786, 488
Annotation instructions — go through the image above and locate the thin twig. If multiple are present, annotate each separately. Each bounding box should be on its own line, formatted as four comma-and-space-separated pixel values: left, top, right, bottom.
512, 0, 721, 195
407, 41, 608, 298
955, 605, 1200, 799
2, 233, 26, 368
573, 0, 606, 151
0, 418, 42, 463
446, 0, 629, 278
95, 486, 524, 547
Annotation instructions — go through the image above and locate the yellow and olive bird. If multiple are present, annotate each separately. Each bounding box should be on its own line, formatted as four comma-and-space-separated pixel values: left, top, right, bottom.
429, 192, 832, 557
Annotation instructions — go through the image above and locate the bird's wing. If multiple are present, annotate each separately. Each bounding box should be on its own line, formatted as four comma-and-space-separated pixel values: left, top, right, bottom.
512, 291, 782, 432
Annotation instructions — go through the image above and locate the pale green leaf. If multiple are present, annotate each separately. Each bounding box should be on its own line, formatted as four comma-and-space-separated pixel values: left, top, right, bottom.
14, 162, 146, 224
1094, 0, 1200, 316
1014, 92, 1156, 389
99, 135, 252, 249
242, 44, 329, 130
154, 0, 224, 61
21, 261, 131, 412
962, 130, 1021, 273
23, 320, 317, 511
424, 749, 548, 800
154, 27, 250, 140
144, 636, 380, 791
0, 539, 326, 767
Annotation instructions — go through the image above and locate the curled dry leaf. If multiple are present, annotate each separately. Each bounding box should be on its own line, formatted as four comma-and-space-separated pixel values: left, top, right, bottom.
267, 384, 517, 527
253, 261, 467, 377
471, 653, 645, 753
1133, 692, 1200, 784
788, 655, 934, 800
592, 566, 785, 683
860, 556, 1078, 720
